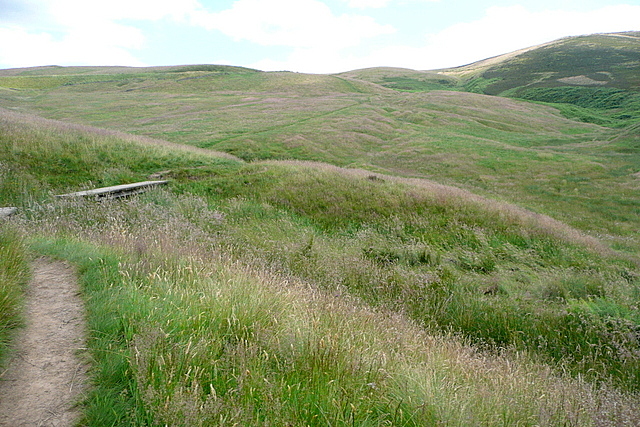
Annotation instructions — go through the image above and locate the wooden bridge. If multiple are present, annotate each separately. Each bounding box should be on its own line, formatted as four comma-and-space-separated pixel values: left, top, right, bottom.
55, 180, 168, 200
1, 181, 168, 218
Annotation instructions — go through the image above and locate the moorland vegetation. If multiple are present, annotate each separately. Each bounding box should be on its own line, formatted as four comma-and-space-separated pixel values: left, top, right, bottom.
1, 32, 639, 425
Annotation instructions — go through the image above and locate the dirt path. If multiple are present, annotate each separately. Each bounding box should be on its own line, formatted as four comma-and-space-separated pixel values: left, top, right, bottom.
0, 257, 89, 427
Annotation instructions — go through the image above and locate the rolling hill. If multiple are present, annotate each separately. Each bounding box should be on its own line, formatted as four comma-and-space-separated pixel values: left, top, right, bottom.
441, 31, 640, 93
0, 33, 638, 254
349, 32, 640, 128
1, 31, 640, 425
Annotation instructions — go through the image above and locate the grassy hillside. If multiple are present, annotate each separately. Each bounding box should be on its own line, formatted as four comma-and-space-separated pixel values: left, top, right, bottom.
456, 32, 640, 94
435, 32, 640, 128
338, 67, 461, 92
343, 33, 640, 128
1, 108, 639, 425
2, 62, 639, 256
1, 32, 640, 424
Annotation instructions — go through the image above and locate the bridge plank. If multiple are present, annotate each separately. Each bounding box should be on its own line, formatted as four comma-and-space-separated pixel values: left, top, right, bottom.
56, 180, 168, 199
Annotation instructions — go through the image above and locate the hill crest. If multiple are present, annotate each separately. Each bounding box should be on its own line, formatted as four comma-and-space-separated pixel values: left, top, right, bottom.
438, 31, 640, 93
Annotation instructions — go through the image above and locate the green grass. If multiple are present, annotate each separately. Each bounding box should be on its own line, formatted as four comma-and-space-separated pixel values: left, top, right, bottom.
436, 33, 640, 128
0, 109, 241, 205
20, 192, 640, 425
5, 65, 639, 257
380, 76, 461, 92
27, 239, 151, 426
459, 34, 640, 95
0, 225, 29, 365
517, 87, 634, 110
512, 87, 640, 127
2, 56, 640, 424
3, 101, 639, 390
172, 161, 640, 388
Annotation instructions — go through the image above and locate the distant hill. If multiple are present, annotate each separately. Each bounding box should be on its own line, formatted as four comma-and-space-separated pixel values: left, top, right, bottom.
439, 32, 640, 94
341, 32, 640, 94
342, 32, 640, 127
0, 64, 260, 77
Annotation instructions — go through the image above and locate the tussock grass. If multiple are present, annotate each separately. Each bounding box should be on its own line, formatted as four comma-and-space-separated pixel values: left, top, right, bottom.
278, 161, 611, 255
0, 108, 240, 204
0, 224, 29, 364
3, 79, 640, 424
0, 108, 240, 160
182, 160, 640, 389
6, 64, 640, 255
21, 194, 640, 426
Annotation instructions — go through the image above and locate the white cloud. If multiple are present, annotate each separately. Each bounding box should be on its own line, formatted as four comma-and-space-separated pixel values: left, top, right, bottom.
250, 3, 640, 73
0, 0, 200, 68
252, 46, 380, 74
340, 0, 439, 9
0, 25, 146, 68
190, 0, 394, 49
2, 0, 638, 73
344, 0, 392, 8
46, 0, 200, 23
328, 4, 640, 72
0, 0, 398, 68
420, 4, 640, 69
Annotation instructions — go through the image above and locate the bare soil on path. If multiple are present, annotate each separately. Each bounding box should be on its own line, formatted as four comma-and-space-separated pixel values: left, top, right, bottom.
0, 257, 89, 427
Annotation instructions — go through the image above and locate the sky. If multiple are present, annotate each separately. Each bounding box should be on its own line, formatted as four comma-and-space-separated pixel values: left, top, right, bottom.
1, 0, 639, 74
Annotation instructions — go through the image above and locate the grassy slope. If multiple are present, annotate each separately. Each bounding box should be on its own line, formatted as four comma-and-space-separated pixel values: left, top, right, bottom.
1, 65, 639, 256
434, 32, 640, 129
476, 33, 640, 94
1, 38, 639, 422
1, 106, 639, 424
434, 32, 640, 90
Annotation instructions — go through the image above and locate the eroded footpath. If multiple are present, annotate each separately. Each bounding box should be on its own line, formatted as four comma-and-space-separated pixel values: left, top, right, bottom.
0, 257, 89, 427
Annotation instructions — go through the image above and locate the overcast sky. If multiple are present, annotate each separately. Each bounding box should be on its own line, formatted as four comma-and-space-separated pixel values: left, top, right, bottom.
1, 0, 639, 73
